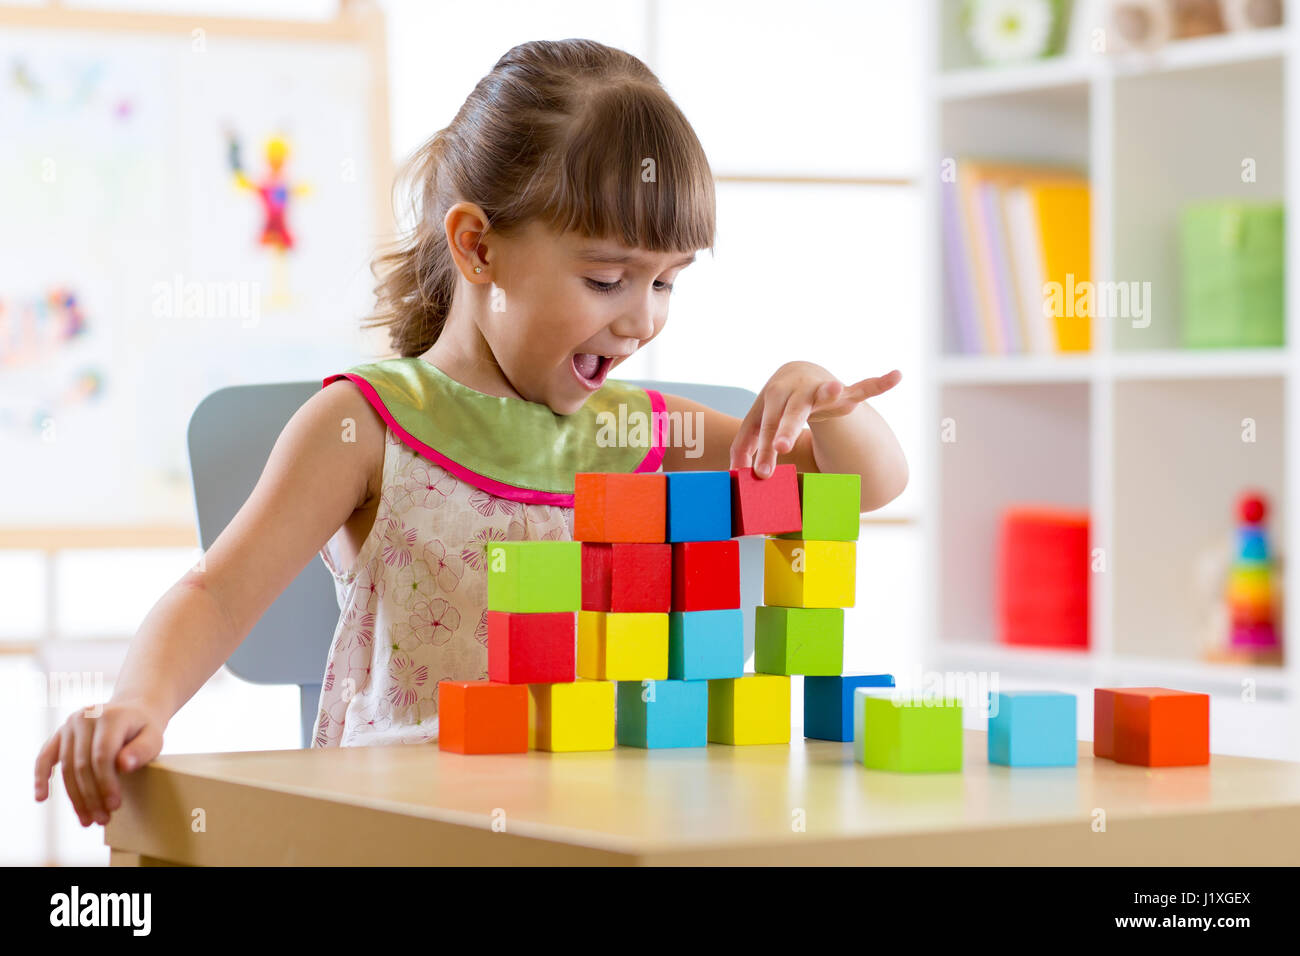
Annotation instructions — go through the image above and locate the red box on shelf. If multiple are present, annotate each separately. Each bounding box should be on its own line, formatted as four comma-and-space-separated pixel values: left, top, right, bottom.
997, 506, 1089, 649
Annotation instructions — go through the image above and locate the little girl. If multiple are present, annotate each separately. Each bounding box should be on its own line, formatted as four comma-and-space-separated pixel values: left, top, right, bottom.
35, 39, 907, 824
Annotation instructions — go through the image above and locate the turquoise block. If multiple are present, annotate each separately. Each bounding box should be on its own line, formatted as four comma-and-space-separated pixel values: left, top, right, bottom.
987, 691, 1078, 767
665, 471, 732, 542
804, 674, 894, 741
668, 609, 744, 680
616, 679, 708, 748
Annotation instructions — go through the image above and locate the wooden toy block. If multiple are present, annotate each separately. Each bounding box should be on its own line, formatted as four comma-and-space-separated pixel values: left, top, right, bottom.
581, 542, 671, 612
776, 473, 861, 542
486, 541, 580, 613
763, 538, 856, 608
577, 610, 668, 680
1099, 687, 1210, 766
854, 690, 963, 772
665, 470, 733, 542
437, 680, 528, 754
671, 540, 740, 611
574, 472, 666, 542
707, 674, 791, 745
486, 611, 576, 684
668, 608, 745, 680
528, 678, 615, 752
754, 606, 844, 675
803, 674, 895, 741
616, 678, 709, 748
730, 464, 801, 536
1094, 686, 1164, 758
987, 691, 1077, 767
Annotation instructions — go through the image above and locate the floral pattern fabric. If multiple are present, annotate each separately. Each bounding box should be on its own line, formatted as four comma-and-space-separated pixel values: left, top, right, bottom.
311, 426, 576, 747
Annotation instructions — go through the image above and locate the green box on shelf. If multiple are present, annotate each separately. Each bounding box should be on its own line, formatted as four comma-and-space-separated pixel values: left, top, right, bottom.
754, 606, 843, 675
486, 541, 581, 612
776, 472, 860, 542
1180, 200, 1284, 348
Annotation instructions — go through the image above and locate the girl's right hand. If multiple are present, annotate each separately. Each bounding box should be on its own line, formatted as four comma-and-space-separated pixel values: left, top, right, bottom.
33, 699, 166, 827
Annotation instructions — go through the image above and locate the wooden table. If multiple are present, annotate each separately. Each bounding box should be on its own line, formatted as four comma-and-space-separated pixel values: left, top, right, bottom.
105, 731, 1300, 865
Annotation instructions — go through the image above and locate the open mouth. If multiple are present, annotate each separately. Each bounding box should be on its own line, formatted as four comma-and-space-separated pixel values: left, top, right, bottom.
572, 352, 613, 390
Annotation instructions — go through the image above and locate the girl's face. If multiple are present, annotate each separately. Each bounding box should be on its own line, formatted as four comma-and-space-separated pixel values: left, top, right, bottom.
480, 221, 697, 415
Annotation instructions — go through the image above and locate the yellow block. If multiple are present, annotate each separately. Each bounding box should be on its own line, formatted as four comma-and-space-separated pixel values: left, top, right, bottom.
707, 674, 790, 745
528, 679, 614, 752
577, 610, 669, 680
763, 539, 856, 608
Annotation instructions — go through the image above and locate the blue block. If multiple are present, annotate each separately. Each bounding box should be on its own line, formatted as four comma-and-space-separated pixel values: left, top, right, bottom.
616, 679, 708, 748
665, 471, 732, 542
987, 691, 1078, 767
668, 609, 744, 680
804, 673, 895, 741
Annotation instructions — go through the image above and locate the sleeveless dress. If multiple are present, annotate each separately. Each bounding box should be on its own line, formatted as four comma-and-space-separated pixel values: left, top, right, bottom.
310, 357, 666, 747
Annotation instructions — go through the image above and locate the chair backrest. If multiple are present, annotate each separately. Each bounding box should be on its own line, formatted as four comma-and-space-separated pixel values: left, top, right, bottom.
188, 376, 759, 747
188, 381, 336, 746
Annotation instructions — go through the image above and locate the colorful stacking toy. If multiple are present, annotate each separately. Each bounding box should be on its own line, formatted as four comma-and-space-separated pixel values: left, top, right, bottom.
1225, 491, 1281, 659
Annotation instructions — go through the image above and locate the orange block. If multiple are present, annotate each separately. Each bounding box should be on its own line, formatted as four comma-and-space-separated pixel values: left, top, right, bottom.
1095, 687, 1209, 766
437, 680, 529, 754
574, 473, 666, 543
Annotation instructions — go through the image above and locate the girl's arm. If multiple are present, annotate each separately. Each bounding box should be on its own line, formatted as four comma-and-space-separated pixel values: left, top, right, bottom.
657, 361, 907, 512
34, 380, 386, 826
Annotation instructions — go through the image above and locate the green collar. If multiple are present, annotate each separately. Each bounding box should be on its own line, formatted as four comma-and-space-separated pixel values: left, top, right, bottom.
323, 357, 665, 506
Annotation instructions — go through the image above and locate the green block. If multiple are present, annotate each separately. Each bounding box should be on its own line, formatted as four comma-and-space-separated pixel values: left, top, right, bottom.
854, 690, 963, 772
777, 473, 860, 541
754, 606, 843, 675
485, 541, 580, 612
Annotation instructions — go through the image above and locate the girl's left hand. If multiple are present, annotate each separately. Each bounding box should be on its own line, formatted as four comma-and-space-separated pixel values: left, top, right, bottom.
729, 361, 902, 478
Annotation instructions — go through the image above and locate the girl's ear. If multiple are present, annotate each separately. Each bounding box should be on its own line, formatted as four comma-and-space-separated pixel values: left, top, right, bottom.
444, 202, 493, 282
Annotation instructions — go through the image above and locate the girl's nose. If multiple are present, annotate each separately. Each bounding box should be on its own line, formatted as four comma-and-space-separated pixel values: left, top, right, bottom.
613, 301, 658, 341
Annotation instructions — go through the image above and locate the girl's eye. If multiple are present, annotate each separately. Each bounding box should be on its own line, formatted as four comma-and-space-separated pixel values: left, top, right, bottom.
584, 278, 675, 294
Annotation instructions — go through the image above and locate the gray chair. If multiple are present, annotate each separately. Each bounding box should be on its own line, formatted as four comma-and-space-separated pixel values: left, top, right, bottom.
188, 376, 762, 747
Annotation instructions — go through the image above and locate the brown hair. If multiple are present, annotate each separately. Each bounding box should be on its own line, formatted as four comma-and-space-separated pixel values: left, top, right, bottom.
365, 38, 717, 358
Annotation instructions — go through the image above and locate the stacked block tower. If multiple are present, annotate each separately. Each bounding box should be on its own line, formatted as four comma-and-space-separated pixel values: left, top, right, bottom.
577, 471, 726, 749
439, 538, 582, 753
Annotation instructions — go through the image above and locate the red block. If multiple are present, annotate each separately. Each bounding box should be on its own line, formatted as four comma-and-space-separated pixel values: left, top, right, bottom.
582, 542, 671, 612
437, 680, 528, 754
672, 540, 740, 611
730, 465, 801, 536
1095, 687, 1210, 766
999, 507, 1089, 649
487, 611, 576, 683
1113, 688, 1210, 767
574, 473, 666, 542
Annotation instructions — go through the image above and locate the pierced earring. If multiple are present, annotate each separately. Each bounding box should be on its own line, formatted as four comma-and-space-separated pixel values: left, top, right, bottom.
473, 266, 482, 274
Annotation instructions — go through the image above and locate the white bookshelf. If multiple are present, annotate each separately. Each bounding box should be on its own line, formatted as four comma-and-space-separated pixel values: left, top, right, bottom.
921, 3, 1300, 703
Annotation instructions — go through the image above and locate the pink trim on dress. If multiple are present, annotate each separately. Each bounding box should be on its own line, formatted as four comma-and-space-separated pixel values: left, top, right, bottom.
639, 388, 668, 474
323, 373, 668, 506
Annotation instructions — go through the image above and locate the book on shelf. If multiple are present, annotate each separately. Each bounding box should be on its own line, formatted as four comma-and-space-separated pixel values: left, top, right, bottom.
942, 159, 1091, 355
